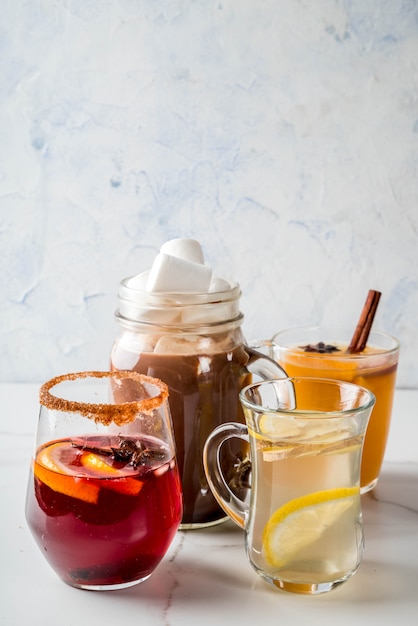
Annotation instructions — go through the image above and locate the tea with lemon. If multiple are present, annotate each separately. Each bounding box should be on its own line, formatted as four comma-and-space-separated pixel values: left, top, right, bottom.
26, 434, 183, 588
248, 420, 363, 589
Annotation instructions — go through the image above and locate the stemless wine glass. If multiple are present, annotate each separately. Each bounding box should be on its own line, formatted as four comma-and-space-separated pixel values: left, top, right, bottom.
25, 371, 183, 591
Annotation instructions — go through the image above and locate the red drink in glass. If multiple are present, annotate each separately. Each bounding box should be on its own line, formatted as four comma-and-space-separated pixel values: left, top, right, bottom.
26, 434, 182, 588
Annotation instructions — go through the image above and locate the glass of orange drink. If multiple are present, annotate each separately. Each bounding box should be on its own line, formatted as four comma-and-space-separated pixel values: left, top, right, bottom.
261, 327, 399, 492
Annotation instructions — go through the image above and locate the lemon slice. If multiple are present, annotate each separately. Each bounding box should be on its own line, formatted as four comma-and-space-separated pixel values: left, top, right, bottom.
258, 414, 351, 443
262, 487, 359, 568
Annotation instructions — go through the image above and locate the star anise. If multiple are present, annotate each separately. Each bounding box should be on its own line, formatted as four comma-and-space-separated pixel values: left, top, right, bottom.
301, 341, 341, 354
112, 439, 166, 468
131, 447, 166, 469
112, 439, 139, 462
72, 437, 166, 468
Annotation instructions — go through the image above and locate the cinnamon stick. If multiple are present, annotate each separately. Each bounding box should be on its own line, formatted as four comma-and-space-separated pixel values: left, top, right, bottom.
347, 289, 381, 353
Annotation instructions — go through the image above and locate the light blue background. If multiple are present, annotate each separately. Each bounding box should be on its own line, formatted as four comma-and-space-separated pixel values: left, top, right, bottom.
1, 1, 417, 387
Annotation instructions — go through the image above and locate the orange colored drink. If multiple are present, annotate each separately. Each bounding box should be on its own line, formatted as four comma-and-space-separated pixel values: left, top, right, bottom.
268, 328, 399, 492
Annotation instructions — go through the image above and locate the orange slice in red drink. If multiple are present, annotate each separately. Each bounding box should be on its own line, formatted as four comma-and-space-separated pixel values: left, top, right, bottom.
80, 452, 143, 496
34, 443, 100, 504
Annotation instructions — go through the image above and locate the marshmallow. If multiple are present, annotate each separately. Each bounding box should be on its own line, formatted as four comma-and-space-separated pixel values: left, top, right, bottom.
208, 276, 231, 293
111, 332, 156, 368
146, 253, 212, 293
160, 238, 204, 265
126, 271, 149, 290
154, 335, 197, 355
154, 334, 227, 355
118, 239, 239, 326
180, 303, 235, 325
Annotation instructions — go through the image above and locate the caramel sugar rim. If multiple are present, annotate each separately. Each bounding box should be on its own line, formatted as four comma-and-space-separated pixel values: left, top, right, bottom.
39, 371, 169, 426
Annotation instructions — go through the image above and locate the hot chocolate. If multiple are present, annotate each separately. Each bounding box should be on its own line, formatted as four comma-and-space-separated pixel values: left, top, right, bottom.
111, 340, 251, 525
111, 238, 285, 527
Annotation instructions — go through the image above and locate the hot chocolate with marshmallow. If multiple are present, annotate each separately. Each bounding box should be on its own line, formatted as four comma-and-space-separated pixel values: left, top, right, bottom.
111, 238, 281, 527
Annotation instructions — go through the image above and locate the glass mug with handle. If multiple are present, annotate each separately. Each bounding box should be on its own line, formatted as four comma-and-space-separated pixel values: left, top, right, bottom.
203, 377, 375, 595
25, 370, 183, 591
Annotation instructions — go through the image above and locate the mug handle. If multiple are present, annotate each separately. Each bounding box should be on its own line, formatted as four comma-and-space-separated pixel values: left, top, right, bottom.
202, 347, 286, 530
203, 422, 249, 529
245, 345, 287, 380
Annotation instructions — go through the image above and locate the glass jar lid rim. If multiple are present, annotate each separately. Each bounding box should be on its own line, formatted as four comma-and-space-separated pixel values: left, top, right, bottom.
118, 278, 241, 305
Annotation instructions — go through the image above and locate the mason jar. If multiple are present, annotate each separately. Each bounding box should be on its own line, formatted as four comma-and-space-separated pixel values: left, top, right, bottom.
111, 279, 285, 529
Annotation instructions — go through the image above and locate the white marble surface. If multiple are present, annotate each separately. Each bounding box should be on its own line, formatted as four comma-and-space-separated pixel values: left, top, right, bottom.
1, 1, 418, 388
1, 384, 417, 625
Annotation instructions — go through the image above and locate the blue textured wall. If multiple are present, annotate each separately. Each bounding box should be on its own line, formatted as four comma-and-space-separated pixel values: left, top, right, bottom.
1, 1, 417, 387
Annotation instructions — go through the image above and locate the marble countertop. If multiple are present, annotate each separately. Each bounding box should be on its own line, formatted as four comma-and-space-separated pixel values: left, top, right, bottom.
1, 384, 417, 625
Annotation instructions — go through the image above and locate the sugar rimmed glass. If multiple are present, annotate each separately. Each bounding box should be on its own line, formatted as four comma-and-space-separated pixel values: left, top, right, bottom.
25, 371, 183, 590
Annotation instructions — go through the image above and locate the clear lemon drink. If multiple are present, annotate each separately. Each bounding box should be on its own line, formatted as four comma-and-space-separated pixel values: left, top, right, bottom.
247, 414, 363, 591
271, 328, 399, 492
203, 378, 374, 594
